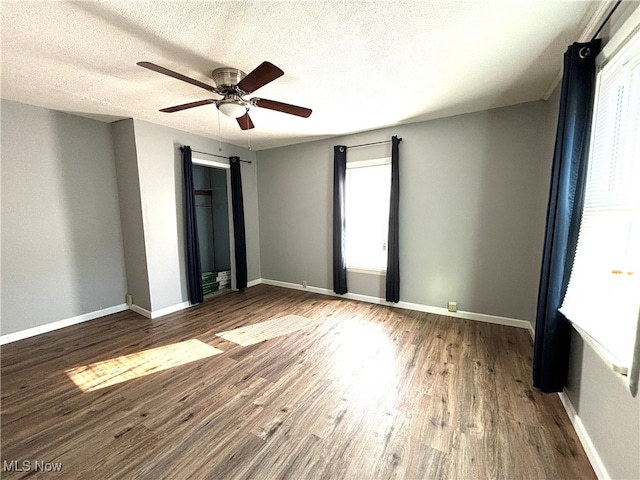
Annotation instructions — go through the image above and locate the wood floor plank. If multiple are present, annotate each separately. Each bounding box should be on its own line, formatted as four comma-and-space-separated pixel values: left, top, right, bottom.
1, 284, 595, 479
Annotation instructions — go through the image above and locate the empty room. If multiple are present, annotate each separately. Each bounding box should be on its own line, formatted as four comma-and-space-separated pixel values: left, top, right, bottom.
1, 1, 639, 479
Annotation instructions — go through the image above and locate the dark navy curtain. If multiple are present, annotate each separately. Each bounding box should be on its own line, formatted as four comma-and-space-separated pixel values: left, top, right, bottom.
230, 157, 248, 290
533, 40, 601, 393
333, 145, 348, 294
385, 136, 401, 302
181, 146, 203, 305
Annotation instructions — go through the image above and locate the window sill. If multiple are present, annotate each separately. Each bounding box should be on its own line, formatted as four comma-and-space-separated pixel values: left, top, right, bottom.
569, 321, 629, 376
347, 267, 386, 276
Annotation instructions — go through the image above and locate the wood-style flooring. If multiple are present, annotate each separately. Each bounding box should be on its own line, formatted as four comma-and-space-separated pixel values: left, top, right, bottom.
1, 285, 595, 479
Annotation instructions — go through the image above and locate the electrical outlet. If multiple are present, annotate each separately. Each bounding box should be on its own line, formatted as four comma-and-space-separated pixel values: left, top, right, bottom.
302, 280, 308, 288
448, 301, 457, 312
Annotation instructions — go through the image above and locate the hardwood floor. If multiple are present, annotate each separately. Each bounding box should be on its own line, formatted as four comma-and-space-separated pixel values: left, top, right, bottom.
1, 285, 594, 479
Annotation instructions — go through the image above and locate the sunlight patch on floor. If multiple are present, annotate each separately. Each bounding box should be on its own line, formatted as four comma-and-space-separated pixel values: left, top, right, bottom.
216, 314, 321, 346
333, 319, 399, 401
66, 339, 222, 392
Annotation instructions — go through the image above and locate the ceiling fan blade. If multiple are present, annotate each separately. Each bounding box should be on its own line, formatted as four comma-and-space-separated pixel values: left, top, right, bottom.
237, 113, 255, 130
137, 61, 216, 92
253, 98, 312, 118
236, 62, 284, 94
159, 99, 216, 113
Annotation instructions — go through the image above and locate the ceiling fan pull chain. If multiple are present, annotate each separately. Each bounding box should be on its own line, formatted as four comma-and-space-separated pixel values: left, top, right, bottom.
217, 108, 223, 152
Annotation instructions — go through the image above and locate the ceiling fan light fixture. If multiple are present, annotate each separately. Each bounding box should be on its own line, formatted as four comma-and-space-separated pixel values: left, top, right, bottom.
217, 96, 248, 118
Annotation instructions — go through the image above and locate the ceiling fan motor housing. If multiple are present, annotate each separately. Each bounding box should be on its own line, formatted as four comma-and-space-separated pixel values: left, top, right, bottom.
212, 67, 246, 91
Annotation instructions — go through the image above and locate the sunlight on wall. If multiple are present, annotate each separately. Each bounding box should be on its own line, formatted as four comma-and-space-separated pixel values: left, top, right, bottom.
65, 339, 223, 392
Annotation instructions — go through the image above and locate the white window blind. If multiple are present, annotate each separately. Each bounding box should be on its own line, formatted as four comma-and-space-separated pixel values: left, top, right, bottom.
560, 29, 640, 370
345, 159, 391, 272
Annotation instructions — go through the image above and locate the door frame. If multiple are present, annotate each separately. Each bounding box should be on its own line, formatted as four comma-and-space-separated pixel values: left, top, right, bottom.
191, 157, 237, 291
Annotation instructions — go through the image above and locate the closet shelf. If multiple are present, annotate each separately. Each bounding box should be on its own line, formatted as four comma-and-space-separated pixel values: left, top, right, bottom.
195, 188, 226, 196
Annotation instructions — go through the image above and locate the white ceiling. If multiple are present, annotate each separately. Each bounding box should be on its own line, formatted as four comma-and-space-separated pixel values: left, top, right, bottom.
1, 1, 606, 150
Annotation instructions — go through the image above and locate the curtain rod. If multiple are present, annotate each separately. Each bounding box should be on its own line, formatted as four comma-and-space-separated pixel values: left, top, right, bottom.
591, 0, 622, 42
188, 148, 252, 164
346, 138, 402, 149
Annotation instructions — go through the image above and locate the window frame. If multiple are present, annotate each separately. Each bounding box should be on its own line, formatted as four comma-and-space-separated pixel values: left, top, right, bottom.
344, 157, 392, 275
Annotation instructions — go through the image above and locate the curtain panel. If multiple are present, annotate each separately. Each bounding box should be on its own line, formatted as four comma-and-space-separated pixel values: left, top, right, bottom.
333, 145, 348, 294
230, 156, 248, 290
385, 136, 402, 303
533, 40, 601, 393
181, 146, 204, 305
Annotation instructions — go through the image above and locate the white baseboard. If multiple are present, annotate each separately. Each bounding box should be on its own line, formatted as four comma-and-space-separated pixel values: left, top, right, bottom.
0, 304, 128, 345
129, 303, 152, 318
129, 301, 191, 319
557, 391, 610, 480
152, 301, 190, 319
247, 278, 262, 288
258, 278, 531, 331
527, 322, 535, 340
1, 298, 196, 343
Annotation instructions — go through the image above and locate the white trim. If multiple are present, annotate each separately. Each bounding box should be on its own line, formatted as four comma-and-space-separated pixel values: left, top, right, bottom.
396, 299, 531, 330
129, 302, 191, 320
259, 278, 531, 330
558, 391, 611, 480
543, 70, 563, 100
192, 157, 230, 169
543, 0, 624, 100
130, 301, 191, 319
579, 1, 618, 43
151, 301, 191, 319
191, 160, 237, 291
247, 278, 262, 288
0, 304, 128, 345
346, 157, 391, 168
527, 321, 535, 340
599, 2, 640, 66
570, 322, 629, 375
347, 267, 386, 276
129, 303, 152, 318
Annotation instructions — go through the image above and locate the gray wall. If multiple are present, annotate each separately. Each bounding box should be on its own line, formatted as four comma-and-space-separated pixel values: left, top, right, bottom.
567, 331, 640, 479
257, 100, 552, 322
111, 119, 151, 310
128, 119, 259, 311
1, 99, 127, 335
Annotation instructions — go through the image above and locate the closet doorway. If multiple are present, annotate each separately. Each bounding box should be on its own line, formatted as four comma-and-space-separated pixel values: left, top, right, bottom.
192, 158, 234, 296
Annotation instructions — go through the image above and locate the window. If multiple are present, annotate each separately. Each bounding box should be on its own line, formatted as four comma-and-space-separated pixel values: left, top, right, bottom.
345, 159, 391, 272
560, 28, 640, 371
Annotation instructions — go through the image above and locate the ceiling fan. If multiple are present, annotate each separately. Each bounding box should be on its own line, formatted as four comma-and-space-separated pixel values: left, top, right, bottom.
137, 61, 312, 130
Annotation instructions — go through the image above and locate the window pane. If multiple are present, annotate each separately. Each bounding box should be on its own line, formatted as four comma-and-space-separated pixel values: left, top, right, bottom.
345, 164, 391, 270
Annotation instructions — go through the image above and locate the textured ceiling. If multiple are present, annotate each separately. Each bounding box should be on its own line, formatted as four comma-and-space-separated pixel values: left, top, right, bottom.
1, 1, 604, 150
